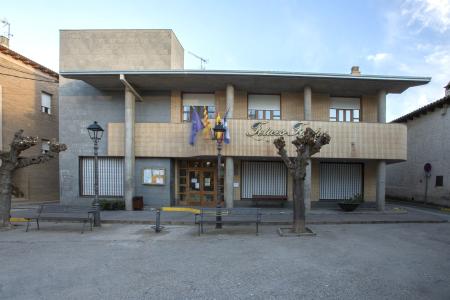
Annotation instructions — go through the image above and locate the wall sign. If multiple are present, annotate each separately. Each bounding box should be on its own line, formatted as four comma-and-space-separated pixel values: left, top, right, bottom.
142, 167, 166, 185
245, 121, 307, 141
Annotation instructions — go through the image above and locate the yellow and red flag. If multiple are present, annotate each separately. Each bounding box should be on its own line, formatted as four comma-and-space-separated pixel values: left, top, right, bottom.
202, 106, 212, 138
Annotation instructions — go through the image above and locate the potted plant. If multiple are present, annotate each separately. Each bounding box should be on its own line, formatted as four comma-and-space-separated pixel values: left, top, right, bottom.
338, 193, 364, 212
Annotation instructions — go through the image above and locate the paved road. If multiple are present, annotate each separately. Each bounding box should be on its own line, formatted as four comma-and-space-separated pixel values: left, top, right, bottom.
0, 222, 449, 300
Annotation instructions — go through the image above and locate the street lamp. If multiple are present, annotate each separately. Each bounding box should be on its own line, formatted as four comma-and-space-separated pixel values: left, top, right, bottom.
213, 121, 226, 229
87, 121, 104, 227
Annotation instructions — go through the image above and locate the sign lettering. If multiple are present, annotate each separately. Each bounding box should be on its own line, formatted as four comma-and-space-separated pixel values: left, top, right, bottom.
246, 121, 307, 141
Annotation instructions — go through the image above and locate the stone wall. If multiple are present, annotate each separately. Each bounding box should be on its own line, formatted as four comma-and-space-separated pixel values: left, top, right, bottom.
387, 107, 450, 207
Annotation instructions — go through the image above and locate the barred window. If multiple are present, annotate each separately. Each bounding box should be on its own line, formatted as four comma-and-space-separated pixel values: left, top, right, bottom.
79, 157, 123, 197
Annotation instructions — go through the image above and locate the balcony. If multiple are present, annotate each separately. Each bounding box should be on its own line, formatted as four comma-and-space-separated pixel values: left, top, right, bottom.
108, 120, 406, 161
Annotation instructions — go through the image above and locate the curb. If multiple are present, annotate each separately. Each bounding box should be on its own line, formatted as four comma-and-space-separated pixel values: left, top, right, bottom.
101, 219, 448, 225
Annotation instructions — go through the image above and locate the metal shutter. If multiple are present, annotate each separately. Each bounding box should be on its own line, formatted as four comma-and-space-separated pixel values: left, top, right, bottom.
319, 163, 362, 200
80, 157, 124, 196
241, 161, 287, 198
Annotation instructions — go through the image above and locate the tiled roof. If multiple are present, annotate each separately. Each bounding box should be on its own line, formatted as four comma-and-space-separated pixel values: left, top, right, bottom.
391, 95, 450, 123
0, 44, 58, 79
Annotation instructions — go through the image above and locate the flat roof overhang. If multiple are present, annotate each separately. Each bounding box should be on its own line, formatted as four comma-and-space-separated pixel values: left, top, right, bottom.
60, 70, 431, 95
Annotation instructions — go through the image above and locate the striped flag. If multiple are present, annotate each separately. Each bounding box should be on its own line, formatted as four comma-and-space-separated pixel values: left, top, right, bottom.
202, 106, 213, 139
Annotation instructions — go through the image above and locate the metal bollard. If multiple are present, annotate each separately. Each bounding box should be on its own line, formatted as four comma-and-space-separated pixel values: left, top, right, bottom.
152, 209, 163, 233
215, 205, 222, 229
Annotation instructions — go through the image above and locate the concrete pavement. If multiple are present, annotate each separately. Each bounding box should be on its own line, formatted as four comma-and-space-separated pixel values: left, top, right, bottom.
0, 223, 449, 299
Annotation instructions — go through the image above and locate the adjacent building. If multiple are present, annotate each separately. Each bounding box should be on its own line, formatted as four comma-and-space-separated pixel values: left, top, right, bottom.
59, 29, 430, 210
0, 37, 59, 203
387, 84, 450, 207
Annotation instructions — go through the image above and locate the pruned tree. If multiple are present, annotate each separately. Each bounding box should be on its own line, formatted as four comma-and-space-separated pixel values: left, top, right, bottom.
0, 130, 67, 227
274, 127, 331, 234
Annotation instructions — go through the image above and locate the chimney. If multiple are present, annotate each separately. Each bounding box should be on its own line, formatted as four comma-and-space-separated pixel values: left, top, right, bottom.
0, 35, 9, 48
445, 81, 450, 97
351, 66, 361, 76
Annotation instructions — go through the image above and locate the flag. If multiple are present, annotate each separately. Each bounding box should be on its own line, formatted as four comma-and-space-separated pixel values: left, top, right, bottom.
189, 108, 203, 145
223, 109, 230, 144
202, 106, 213, 139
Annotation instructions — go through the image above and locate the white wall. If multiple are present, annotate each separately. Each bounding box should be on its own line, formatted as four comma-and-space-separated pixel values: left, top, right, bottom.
386, 105, 450, 206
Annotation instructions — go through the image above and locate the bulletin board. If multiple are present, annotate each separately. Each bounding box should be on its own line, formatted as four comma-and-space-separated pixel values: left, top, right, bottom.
142, 167, 166, 185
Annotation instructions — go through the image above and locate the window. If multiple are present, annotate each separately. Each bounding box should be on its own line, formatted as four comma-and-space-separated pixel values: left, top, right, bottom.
182, 93, 215, 121
329, 97, 360, 122
41, 139, 50, 154
436, 176, 443, 187
248, 94, 281, 120
79, 157, 124, 196
41, 92, 51, 114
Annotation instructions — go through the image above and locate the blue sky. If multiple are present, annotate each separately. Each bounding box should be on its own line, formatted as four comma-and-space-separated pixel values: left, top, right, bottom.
1, 0, 449, 121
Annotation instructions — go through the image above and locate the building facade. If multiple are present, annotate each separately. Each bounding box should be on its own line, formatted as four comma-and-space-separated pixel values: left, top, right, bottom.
59, 29, 430, 210
387, 86, 450, 207
0, 38, 60, 203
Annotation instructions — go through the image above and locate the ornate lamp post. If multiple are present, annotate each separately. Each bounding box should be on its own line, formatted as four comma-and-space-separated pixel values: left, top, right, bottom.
87, 121, 104, 227
213, 121, 226, 229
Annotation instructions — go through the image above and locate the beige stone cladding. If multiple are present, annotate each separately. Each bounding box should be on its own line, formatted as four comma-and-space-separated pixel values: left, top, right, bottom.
361, 95, 378, 122
170, 91, 182, 123
281, 92, 304, 120
215, 90, 226, 115
312, 93, 330, 121
60, 29, 184, 72
233, 90, 248, 119
0, 53, 59, 202
108, 120, 407, 161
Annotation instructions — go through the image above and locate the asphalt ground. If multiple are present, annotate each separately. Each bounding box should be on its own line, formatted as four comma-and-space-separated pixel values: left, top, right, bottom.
0, 222, 449, 300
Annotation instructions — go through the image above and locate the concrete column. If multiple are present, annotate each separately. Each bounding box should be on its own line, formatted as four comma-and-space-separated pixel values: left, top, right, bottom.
376, 90, 386, 211
225, 157, 234, 208
224, 84, 235, 208
378, 90, 386, 123
304, 86, 312, 121
303, 86, 312, 211
124, 87, 135, 211
376, 161, 386, 211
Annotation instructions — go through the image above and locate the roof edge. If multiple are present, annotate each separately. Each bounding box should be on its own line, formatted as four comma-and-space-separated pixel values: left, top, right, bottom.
59, 69, 431, 83
0, 44, 59, 79
391, 95, 450, 123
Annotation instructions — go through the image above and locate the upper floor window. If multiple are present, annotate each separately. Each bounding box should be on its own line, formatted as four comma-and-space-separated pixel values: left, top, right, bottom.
248, 94, 281, 120
41, 92, 52, 114
329, 97, 360, 122
182, 93, 215, 121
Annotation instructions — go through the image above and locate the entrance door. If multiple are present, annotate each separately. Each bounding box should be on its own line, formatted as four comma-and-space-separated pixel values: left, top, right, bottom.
178, 160, 220, 207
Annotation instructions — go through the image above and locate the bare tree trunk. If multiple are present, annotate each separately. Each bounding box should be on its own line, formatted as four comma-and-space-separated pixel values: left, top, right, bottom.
0, 167, 13, 227
293, 176, 306, 233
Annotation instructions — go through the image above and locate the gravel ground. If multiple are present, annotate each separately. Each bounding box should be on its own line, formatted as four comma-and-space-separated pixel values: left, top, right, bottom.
0, 222, 449, 300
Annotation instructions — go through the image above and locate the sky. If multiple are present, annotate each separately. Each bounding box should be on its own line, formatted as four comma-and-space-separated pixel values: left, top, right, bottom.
1, 0, 449, 121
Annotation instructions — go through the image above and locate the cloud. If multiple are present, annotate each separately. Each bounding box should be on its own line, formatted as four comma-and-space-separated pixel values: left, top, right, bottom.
402, 0, 450, 33
367, 53, 391, 62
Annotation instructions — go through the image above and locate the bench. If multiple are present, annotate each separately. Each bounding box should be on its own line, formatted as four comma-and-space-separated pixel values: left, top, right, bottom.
252, 195, 288, 207
25, 204, 95, 233
198, 208, 262, 235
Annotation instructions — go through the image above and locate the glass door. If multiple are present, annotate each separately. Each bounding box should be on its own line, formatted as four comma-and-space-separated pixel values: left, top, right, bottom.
177, 160, 219, 207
